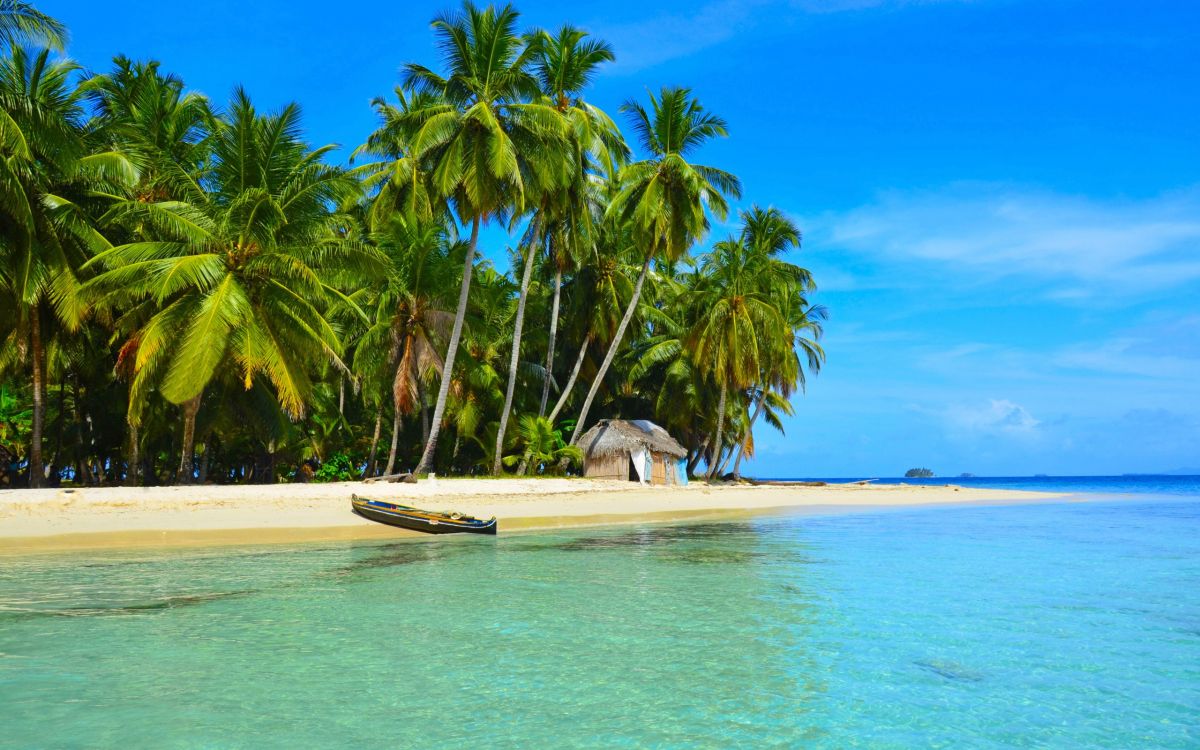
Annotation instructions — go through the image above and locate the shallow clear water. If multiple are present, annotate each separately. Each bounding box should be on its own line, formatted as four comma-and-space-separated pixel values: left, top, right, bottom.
2, 498, 1198, 748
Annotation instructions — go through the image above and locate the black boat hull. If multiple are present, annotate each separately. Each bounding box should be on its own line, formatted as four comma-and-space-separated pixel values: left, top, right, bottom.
351, 496, 497, 535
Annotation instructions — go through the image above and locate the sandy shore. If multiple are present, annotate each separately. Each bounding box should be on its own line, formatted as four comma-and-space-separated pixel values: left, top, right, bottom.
0, 478, 1068, 553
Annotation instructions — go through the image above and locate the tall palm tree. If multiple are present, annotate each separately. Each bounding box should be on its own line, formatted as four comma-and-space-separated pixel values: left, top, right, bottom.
82, 57, 214, 484
570, 86, 740, 445
401, 1, 564, 474
86, 89, 374, 482
0, 1, 65, 51
491, 24, 623, 472
0, 48, 125, 486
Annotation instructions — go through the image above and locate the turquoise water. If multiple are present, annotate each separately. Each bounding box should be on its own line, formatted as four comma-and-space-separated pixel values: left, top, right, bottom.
2, 497, 1198, 748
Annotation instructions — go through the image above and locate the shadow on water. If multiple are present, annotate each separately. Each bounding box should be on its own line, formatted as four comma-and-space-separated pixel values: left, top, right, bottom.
914, 659, 986, 682
325, 542, 456, 576
0, 589, 255, 622
326, 521, 777, 577
510, 521, 825, 567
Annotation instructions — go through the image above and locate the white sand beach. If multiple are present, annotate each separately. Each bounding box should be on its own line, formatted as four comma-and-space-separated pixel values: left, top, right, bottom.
0, 479, 1068, 553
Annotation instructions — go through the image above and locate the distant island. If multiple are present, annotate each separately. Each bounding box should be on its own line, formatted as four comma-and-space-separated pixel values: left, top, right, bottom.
905, 468, 935, 478
959, 473, 975, 478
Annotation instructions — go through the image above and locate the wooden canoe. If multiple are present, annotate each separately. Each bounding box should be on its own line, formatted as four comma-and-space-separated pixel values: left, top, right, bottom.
350, 494, 497, 535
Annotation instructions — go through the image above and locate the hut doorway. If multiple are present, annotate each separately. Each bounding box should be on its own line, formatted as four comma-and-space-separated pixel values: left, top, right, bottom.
628, 447, 651, 482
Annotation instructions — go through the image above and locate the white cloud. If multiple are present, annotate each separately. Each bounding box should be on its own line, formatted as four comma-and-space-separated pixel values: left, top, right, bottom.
943, 398, 1041, 438
818, 184, 1200, 298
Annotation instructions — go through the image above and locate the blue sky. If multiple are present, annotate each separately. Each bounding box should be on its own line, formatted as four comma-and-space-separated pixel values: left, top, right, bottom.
45, 0, 1200, 476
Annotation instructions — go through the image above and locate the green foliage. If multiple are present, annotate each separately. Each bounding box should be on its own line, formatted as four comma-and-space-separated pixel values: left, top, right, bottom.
905, 468, 935, 478
314, 452, 359, 482
502, 415, 581, 474
0, 1, 825, 487
0, 383, 30, 453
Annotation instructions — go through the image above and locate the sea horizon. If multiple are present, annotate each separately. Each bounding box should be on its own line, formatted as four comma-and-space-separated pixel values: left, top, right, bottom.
764, 474, 1200, 496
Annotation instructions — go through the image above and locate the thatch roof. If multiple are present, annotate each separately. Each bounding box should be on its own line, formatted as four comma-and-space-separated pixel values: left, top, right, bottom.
577, 419, 687, 460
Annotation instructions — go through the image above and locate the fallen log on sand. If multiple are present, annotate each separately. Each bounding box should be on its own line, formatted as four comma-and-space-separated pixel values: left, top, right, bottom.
362, 472, 417, 484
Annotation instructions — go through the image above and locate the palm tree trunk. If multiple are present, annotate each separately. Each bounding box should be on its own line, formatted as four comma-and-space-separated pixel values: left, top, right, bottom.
539, 266, 563, 417
731, 389, 766, 479
365, 406, 383, 477
716, 443, 735, 477
547, 337, 589, 424
199, 439, 211, 483
51, 381, 65, 478
493, 243, 538, 474
569, 258, 650, 445
72, 376, 88, 485
126, 419, 139, 486
419, 380, 430, 444
385, 409, 402, 476
29, 312, 44, 488
177, 393, 201, 484
706, 384, 728, 481
415, 216, 479, 475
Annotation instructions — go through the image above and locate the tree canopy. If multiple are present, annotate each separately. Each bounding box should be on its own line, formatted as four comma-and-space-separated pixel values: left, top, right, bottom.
0, 1, 826, 488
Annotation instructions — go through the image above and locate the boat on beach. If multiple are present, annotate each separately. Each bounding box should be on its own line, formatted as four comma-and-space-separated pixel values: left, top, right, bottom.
350, 494, 498, 535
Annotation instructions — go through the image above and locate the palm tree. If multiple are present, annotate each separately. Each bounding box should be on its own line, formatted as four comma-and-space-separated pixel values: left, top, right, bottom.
570, 86, 740, 445
82, 57, 214, 484
491, 24, 624, 473
401, 1, 564, 474
351, 85, 446, 225
355, 213, 461, 476
0, 47, 126, 486
690, 230, 806, 480
86, 89, 373, 482
0, 1, 65, 51
545, 210, 638, 423
725, 207, 825, 479
452, 262, 512, 469
83, 57, 213, 203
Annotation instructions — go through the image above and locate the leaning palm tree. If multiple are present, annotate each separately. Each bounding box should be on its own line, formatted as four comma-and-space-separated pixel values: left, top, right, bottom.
0, 48, 127, 486
401, 1, 565, 474
0, 1, 65, 51
570, 86, 740, 445
86, 89, 374, 483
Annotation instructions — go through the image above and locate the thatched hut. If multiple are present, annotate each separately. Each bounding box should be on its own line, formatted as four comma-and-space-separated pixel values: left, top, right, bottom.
576, 419, 688, 485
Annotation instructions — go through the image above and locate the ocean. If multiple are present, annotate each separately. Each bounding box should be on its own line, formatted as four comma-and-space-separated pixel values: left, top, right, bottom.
780, 474, 1200, 498
1, 477, 1197, 748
